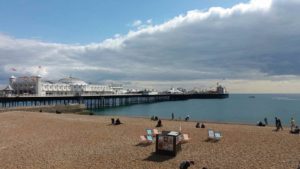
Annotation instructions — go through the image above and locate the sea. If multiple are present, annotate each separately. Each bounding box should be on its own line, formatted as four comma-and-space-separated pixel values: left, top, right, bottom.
92, 94, 300, 126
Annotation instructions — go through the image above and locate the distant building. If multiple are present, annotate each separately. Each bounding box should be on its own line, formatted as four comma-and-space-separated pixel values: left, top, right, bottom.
7, 75, 122, 96
0, 84, 14, 97
167, 88, 183, 94
216, 85, 226, 94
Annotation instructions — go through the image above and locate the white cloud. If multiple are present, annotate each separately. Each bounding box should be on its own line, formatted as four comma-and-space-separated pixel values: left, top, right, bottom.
132, 20, 142, 27
146, 19, 152, 24
1, 0, 300, 93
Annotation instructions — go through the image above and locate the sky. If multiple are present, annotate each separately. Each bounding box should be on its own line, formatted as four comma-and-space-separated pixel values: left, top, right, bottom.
0, 0, 300, 93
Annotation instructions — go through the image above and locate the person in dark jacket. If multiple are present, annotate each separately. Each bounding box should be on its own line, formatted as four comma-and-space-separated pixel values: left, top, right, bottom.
196, 122, 200, 128
115, 118, 122, 125
111, 118, 115, 125
179, 160, 194, 169
264, 117, 268, 126
278, 118, 283, 130
156, 119, 162, 127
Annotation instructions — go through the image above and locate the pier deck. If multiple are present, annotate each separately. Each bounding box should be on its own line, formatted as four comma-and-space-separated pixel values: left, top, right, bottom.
0, 93, 228, 109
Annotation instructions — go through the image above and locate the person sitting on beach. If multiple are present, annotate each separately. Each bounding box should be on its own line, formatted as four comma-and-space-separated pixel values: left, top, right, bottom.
151, 116, 155, 121
257, 121, 265, 127
201, 123, 205, 128
196, 122, 200, 128
115, 118, 122, 125
264, 117, 268, 126
179, 160, 195, 169
111, 118, 115, 125
290, 126, 300, 134
154, 116, 158, 121
156, 119, 162, 127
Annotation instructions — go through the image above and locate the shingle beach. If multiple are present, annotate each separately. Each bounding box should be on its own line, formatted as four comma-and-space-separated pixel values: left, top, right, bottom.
0, 111, 299, 169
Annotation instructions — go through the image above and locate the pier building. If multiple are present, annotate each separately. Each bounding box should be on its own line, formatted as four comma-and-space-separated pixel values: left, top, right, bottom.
6, 75, 122, 96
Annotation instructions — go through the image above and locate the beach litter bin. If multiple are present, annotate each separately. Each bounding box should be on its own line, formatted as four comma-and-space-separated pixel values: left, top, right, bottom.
155, 131, 182, 156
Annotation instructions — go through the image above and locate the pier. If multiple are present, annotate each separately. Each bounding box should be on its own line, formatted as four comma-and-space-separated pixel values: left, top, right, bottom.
0, 94, 170, 110
0, 93, 228, 110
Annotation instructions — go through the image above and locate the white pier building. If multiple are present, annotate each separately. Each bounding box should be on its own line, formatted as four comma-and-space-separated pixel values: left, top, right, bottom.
7, 75, 122, 96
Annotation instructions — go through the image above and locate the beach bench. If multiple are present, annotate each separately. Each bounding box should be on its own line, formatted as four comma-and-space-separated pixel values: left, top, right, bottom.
180, 133, 191, 143
214, 131, 222, 141
208, 129, 215, 140
146, 129, 153, 136
140, 135, 153, 144
207, 129, 222, 141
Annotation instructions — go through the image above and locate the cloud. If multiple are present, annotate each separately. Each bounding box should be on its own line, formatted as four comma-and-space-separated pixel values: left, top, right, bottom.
130, 19, 153, 30
0, 0, 300, 92
131, 20, 142, 27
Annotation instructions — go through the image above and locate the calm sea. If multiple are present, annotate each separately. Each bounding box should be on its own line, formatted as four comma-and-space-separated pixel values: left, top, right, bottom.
92, 94, 300, 126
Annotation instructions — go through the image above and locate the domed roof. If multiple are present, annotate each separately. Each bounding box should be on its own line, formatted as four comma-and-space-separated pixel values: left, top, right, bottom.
58, 77, 87, 85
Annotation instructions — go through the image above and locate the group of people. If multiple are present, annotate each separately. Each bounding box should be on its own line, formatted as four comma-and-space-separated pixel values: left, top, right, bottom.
274, 116, 299, 134
150, 115, 163, 127
151, 116, 159, 121
256, 116, 299, 134
257, 117, 268, 127
196, 122, 205, 128
111, 118, 122, 125
171, 113, 191, 121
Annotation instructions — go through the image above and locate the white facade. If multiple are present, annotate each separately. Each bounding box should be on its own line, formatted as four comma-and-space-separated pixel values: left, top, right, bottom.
9, 76, 120, 96
168, 88, 183, 94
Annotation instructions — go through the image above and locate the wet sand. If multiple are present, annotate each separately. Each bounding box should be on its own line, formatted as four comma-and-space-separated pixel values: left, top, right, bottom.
0, 111, 299, 169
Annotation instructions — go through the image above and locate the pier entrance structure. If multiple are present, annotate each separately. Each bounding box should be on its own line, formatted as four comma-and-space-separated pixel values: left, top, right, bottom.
7, 75, 121, 96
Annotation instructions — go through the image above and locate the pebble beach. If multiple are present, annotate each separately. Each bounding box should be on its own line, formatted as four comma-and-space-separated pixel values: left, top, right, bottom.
0, 111, 299, 169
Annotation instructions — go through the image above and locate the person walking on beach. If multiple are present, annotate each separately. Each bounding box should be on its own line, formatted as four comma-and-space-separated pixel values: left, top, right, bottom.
290, 117, 296, 131
264, 117, 268, 126
172, 113, 174, 120
185, 115, 190, 121
275, 117, 279, 130
278, 118, 283, 130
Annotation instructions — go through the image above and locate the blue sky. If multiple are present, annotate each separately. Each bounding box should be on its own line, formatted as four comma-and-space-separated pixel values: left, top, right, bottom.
0, 0, 247, 44
1, 0, 300, 93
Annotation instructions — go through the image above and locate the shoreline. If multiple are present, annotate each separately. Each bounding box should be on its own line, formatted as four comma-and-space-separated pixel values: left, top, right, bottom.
1, 108, 286, 128
91, 113, 277, 128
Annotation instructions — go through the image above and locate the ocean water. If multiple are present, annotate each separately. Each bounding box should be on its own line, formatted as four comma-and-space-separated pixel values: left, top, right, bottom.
92, 94, 300, 126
